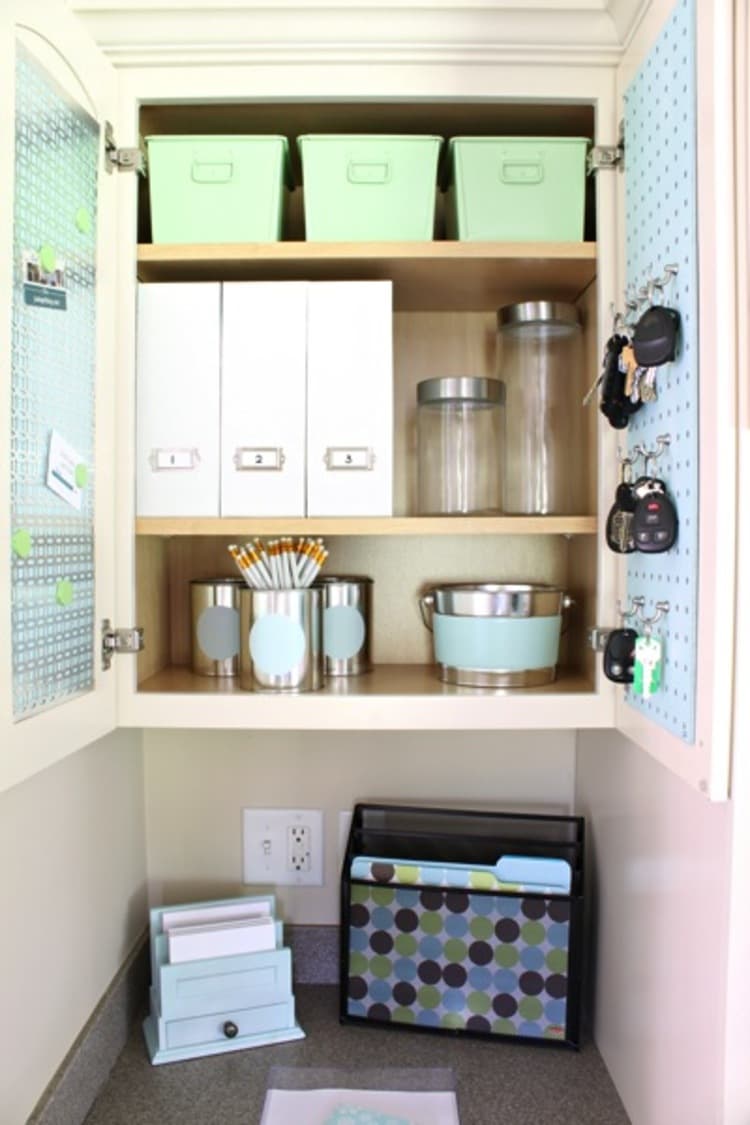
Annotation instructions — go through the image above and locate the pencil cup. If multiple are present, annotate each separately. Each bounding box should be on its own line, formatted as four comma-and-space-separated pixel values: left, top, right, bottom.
314, 575, 373, 676
239, 588, 323, 692
190, 578, 243, 677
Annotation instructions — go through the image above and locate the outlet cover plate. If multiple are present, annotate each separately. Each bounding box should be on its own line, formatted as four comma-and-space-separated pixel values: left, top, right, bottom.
243, 808, 324, 886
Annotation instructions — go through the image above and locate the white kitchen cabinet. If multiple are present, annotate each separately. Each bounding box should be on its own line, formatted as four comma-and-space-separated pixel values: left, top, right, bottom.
2, 0, 738, 801
136, 282, 221, 517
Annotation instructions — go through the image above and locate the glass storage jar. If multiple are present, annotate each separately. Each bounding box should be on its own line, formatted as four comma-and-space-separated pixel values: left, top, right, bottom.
416, 376, 505, 515
497, 301, 584, 515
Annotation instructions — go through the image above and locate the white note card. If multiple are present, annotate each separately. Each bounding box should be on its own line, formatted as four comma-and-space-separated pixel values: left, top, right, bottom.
260, 1088, 460, 1125
46, 429, 84, 510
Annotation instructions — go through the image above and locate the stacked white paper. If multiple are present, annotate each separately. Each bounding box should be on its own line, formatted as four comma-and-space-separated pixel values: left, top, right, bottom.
166, 903, 276, 963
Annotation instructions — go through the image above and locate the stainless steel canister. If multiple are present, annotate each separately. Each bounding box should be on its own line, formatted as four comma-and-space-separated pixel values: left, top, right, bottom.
239, 587, 323, 692
418, 582, 572, 688
314, 575, 373, 676
190, 577, 244, 676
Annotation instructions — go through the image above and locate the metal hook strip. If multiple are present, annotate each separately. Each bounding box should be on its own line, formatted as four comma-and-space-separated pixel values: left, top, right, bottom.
638, 600, 670, 628
631, 435, 670, 474
625, 264, 679, 310
617, 596, 644, 621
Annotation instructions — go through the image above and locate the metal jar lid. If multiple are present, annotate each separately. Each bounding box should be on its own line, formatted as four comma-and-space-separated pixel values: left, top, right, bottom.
417, 376, 505, 405
497, 301, 581, 331
425, 582, 567, 618
313, 575, 373, 586
190, 577, 244, 586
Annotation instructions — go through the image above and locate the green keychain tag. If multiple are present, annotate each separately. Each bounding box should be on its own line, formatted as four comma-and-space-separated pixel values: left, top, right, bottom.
633, 634, 662, 696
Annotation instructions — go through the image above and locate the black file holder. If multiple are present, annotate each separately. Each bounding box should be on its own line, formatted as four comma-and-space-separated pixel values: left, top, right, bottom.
340, 803, 585, 1049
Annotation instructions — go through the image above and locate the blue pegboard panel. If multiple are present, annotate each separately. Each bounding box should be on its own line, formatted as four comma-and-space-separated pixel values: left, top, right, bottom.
10, 45, 99, 720
623, 0, 698, 742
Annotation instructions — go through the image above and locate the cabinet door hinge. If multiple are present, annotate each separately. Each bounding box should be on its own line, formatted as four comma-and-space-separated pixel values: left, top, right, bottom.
102, 619, 145, 670
104, 121, 146, 175
587, 122, 624, 174
588, 627, 612, 652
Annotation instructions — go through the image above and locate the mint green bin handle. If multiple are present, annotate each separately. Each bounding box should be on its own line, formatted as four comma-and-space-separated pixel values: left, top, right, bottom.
191, 159, 234, 184
347, 160, 391, 185
500, 158, 544, 185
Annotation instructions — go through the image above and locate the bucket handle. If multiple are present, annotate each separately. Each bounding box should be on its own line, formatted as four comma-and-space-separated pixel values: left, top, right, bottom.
418, 592, 435, 632
561, 594, 575, 635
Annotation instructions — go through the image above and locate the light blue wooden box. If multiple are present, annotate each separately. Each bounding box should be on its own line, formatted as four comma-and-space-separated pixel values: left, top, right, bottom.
143, 894, 305, 1065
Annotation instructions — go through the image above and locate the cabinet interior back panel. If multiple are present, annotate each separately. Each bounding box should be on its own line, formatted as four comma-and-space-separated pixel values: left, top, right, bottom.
624, 0, 698, 742
159, 535, 594, 671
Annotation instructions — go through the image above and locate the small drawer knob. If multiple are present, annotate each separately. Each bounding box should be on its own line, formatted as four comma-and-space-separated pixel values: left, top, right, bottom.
223, 1020, 239, 1039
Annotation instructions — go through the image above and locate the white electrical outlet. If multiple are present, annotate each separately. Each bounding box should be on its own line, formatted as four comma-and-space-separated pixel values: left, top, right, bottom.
242, 808, 324, 886
288, 824, 312, 872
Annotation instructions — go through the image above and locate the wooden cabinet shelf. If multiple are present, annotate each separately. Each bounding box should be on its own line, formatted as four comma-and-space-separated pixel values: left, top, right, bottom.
135, 515, 598, 537
139, 664, 594, 696
123, 663, 608, 731
136, 241, 597, 312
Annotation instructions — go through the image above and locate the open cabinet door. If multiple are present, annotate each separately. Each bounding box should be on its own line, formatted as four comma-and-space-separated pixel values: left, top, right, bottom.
613, 0, 737, 800
0, 0, 120, 793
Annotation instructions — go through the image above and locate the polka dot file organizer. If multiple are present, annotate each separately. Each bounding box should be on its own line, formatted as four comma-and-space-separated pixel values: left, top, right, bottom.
623, 0, 698, 742
341, 804, 584, 1049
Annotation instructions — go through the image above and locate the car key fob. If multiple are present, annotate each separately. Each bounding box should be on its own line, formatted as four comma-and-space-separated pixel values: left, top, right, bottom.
632, 306, 681, 367
632, 480, 678, 552
603, 628, 638, 683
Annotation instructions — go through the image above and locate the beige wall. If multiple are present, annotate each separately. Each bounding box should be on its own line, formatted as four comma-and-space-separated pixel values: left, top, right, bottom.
143, 728, 576, 922
0, 729, 146, 1125
576, 729, 733, 1125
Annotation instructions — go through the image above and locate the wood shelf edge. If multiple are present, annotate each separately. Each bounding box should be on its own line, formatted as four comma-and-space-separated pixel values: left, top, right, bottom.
137, 240, 597, 264
135, 515, 599, 537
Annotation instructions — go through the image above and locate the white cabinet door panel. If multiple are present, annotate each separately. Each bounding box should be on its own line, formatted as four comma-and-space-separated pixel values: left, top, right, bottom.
0, 0, 119, 792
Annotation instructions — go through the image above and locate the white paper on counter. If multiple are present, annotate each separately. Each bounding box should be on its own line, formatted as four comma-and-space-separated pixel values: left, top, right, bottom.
259, 1087, 460, 1125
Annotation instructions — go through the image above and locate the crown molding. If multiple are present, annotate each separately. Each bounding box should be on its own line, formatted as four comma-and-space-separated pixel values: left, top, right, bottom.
68, 3, 629, 68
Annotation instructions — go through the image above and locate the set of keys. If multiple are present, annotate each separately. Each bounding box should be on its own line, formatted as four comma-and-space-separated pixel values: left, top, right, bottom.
586, 303, 681, 429
606, 441, 678, 555
602, 600, 668, 695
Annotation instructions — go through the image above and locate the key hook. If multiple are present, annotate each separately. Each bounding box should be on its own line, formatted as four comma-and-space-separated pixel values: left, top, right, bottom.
617, 596, 644, 621
632, 434, 670, 475
637, 600, 670, 635
652, 263, 679, 295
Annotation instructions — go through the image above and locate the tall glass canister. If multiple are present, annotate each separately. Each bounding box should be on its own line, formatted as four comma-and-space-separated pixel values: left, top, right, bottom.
416, 376, 505, 515
497, 301, 585, 515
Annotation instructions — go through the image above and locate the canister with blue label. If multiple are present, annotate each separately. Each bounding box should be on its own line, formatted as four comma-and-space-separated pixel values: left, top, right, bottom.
314, 575, 373, 676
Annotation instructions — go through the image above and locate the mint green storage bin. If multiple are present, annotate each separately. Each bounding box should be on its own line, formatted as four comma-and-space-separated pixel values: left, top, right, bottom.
446, 136, 589, 242
145, 135, 291, 244
298, 134, 443, 241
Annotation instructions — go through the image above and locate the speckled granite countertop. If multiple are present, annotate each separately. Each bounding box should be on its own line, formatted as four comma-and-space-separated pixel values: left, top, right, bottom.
83, 986, 630, 1124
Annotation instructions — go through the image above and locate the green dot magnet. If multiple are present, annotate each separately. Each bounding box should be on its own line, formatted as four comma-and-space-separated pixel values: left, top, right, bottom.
38, 244, 57, 273
75, 463, 89, 488
75, 207, 92, 234
56, 579, 74, 607
11, 529, 32, 559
